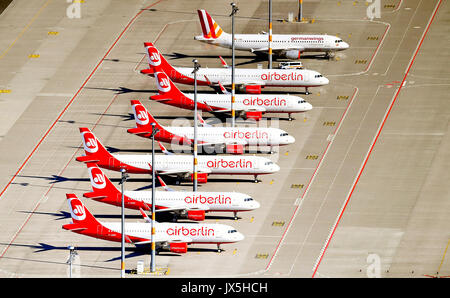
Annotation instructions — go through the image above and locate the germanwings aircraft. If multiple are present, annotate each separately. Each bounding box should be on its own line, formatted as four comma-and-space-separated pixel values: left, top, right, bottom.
63, 194, 244, 253
84, 162, 260, 220
149, 62, 312, 121
194, 9, 349, 59
127, 100, 295, 152
75, 127, 280, 183
140, 42, 328, 94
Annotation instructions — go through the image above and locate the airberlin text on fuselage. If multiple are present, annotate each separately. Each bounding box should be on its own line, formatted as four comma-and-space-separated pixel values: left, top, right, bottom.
223, 130, 268, 140
167, 226, 214, 237
261, 72, 303, 81
206, 159, 252, 169
243, 97, 287, 107
185, 194, 231, 205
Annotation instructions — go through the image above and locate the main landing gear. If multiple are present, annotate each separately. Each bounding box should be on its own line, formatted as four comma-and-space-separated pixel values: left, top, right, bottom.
305, 87, 310, 95
325, 51, 336, 60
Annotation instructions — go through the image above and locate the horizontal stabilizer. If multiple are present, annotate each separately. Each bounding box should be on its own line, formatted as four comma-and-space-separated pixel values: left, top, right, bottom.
62, 224, 87, 232
75, 156, 100, 163
127, 127, 152, 135
140, 68, 154, 75
83, 192, 107, 200
150, 94, 172, 102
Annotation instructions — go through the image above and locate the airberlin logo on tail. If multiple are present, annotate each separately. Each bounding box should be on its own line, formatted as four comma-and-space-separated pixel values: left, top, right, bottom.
147, 47, 161, 66
82, 132, 98, 153
89, 167, 106, 189
70, 199, 86, 221
156, 72, 171, 93
133, 104, 149, 126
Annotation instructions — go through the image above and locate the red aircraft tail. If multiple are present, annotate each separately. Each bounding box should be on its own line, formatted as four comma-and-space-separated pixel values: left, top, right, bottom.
127, 100, 192, 145
75, 128, 113, 164
83, 163, 151, 210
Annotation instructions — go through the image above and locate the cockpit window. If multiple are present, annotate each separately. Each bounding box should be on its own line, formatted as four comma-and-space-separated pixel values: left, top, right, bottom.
244, 198, 253, 202
264, 161, 274, 165
335, 39, 343, 43
280, 133, 289, 136
298, 100, 306, 103
228, 230, 237, 233
315, 74, 323, 78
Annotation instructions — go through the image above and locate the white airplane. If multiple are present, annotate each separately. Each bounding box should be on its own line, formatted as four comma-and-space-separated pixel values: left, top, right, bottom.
75, 127, 280, 183
83, 162, 260, 220
127, 99, 295, 153
141, 42, 328, 94
63, 193, 244, 253
194, 9, 349, 59
149, 62, 312, 121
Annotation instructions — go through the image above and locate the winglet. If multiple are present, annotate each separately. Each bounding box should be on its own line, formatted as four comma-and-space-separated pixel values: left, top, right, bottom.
157, 176, 174, 191
157, 141, 173, 155
139, 208, 151, 223
219, 56, 228, 68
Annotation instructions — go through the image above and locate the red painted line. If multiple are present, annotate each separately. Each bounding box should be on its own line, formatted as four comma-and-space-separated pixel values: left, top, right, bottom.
265, 88, 358, 271
42, 93, 119, 198
0, 1, 164, 259
0, 0, 164, 201
301, 87, 358, 201
0, 94, 119, 259
312, 0, 443, 278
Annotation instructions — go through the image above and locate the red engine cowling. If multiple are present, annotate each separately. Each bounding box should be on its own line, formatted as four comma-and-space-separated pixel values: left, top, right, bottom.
226, 144, 244, 154
244, 85, 262, 94
190, 173, 208, 183
245, 111, 263, 121
187, 210, 205, 221
169, 242, 188, 253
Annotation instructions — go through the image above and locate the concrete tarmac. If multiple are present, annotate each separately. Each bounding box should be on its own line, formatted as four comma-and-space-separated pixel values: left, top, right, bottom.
0, 0, 447, 278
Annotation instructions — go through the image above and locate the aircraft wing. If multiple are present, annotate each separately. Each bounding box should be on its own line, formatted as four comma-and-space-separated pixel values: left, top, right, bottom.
157, 167, 212, 176
157, 205, 210, 213
209, 105, 266, 115
218, 80, 266, 89
251, 46, 305, 53
133, 235, 193, 245
197, 139, 247, 147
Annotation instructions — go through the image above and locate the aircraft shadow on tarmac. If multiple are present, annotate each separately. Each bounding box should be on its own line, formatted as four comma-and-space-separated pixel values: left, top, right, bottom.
84, 86, 158, 94
0, 242, 187, 260
90, 112, 135, 122
16, 174, 157, 186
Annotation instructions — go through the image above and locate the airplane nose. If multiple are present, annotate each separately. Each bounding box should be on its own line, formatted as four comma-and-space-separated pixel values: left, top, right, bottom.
272, 164, 280, 173
252, 201, 261, 210
235, 232, 245, 242
322, 77, 329, 85
287, 136, 295, 144
342, 42, 349, 49
304, 102, 313, 111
